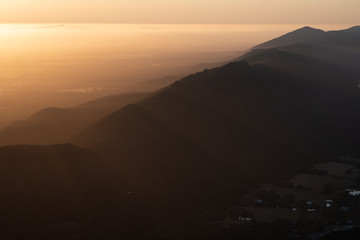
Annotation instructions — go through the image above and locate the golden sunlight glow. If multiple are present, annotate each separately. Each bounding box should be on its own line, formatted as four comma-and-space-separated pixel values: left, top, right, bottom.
2, 23, 298, 127
0, 0, 359, 24
2, 23, 352, 128
0, 0, 358, 133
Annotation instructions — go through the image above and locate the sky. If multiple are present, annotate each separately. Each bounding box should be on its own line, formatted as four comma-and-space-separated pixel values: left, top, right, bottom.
0, 0, 359, 24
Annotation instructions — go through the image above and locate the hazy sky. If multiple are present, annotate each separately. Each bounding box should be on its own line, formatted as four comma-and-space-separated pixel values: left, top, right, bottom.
0, 0, 359, 24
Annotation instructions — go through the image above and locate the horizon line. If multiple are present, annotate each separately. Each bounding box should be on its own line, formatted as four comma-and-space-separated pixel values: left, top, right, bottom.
0, 22, 359, 25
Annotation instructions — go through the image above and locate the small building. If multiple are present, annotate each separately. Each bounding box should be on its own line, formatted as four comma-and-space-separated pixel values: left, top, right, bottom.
325, 200, 333, 208
239, 217, 252, 222
345, 189, 360, 196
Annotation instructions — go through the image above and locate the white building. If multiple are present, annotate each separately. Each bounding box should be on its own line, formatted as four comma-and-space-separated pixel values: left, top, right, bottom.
345, 189, 360, 196
325, 200, 333, 208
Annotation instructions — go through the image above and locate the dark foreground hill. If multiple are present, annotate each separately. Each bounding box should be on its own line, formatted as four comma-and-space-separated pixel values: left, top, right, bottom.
0, 144, 117, 239
74, 58, 360, 186
0, 92, 149, 146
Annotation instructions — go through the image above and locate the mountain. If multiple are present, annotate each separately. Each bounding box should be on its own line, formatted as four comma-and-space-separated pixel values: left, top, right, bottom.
2, 26, 360, 239
237, 47, 358, 87
254, 26, 326, 49
72, 60, 360, 211
238, 26, 360, 85
253, 25, 360, 49
0, 92, 149, 146
69, 27, 360, 238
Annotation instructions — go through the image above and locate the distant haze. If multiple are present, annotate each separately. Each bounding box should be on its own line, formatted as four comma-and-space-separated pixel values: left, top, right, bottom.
0, 0, 359, 24
0, 24, 355, 128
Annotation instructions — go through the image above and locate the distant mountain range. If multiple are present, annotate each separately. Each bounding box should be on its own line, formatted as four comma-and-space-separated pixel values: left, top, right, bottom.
0, 92, 149, 146
1, 26, 360, 240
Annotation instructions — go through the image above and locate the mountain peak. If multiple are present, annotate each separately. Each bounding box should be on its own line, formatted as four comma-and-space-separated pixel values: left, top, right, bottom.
275, 26, 325, 38
298, 26, 323, 32
253, 26, 325, 49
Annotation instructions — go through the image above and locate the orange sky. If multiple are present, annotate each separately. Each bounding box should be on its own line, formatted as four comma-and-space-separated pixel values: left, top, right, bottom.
0, 0, 359, 24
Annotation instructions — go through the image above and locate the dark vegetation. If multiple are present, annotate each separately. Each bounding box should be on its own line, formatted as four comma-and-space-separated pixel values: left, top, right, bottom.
0, 144, 115, 239
1, 26, 360, 239
320, 228, 360, 240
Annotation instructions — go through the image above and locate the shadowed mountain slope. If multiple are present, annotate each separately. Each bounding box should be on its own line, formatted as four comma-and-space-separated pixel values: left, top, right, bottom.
239, 47, 358, 87
237, 26, 360, 87
68, 58, 360, 238
73, 60, 360, 209
241, 25, 360, 70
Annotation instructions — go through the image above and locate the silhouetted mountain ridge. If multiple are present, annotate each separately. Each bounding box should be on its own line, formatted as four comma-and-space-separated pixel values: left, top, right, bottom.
253, 26, 325, 49
254, 25, 360, 49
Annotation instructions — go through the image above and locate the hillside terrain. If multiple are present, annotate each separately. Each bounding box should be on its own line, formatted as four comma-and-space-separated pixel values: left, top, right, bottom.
0, 92, 149, 146
1, 26, 360, 239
